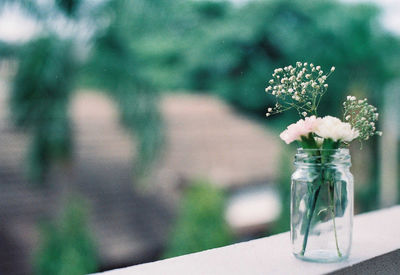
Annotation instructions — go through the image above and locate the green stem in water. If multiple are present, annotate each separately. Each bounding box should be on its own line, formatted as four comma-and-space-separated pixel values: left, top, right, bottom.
300, 148, 322, 256
328, 181, 342, 257
300, 185, 321, 256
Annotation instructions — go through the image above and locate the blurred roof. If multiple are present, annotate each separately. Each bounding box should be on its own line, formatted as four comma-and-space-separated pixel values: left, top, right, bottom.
150, 93, 281, 192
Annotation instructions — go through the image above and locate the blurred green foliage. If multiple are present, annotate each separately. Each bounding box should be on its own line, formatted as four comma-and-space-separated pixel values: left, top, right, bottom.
85, 0, 164, 179
34, 198, 98, 275
10, 36, 76, 183
0, 41, 19, 58
55, 0, 81, 16
163, 180, 233, 258
126, 0, 400, 119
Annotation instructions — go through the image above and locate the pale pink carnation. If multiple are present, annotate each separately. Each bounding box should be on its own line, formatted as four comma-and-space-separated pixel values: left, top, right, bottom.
280, 116, 321, 144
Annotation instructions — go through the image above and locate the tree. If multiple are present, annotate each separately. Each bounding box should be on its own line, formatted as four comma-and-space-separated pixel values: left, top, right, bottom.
10, 36, 76, 183
85, 0, 164, 179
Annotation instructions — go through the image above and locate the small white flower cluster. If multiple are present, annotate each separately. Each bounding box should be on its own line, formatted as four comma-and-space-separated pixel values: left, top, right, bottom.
265, 64, 382, 148
343, 95, 382, 141
265, 62, 335, 117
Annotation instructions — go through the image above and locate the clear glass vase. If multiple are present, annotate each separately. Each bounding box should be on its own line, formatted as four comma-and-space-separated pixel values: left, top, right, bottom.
291, 148, 353, 263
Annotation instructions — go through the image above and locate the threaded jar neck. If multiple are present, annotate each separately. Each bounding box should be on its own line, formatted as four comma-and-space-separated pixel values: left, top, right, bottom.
294, 148, 351, 167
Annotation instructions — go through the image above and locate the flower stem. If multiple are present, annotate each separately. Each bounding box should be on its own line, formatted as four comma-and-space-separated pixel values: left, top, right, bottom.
328, 181, 342, 257
300, 185, 321, 256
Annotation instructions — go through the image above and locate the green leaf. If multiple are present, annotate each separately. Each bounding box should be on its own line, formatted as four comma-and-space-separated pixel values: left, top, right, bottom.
335, 180, 348, 217
300, 133, 318, 149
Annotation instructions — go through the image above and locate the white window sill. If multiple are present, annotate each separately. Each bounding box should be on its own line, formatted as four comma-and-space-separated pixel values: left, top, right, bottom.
96, 205, 400, 275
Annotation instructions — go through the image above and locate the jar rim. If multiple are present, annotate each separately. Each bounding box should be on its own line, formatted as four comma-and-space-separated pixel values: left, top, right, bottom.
297, 148, 349, 152
294, 148, 351, 166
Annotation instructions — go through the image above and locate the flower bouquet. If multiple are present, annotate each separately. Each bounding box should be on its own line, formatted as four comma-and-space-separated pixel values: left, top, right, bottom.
265, 62, 381, 262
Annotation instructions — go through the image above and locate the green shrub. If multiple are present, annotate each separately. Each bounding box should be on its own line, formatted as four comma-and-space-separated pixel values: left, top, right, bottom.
34, 198, 98, 275
163, 180, 233, 258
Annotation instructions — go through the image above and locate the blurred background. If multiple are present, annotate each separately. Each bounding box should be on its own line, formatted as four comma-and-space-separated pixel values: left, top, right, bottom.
0, 0, 399, 274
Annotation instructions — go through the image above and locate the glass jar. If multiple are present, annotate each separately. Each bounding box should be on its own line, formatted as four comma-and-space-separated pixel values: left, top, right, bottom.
291, 148, 353, 262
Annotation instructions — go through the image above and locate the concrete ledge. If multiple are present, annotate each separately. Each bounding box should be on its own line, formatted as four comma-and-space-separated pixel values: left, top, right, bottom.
96, 206, 400, 275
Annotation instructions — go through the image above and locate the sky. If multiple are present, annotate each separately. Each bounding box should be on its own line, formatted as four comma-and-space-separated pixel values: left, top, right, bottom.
0, 0, 399, 43
0, 4, 39, 43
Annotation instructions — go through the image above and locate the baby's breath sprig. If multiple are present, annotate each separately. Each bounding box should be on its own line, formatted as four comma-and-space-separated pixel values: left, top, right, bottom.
265, 62, 335, 118
343, 95, 382, 141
